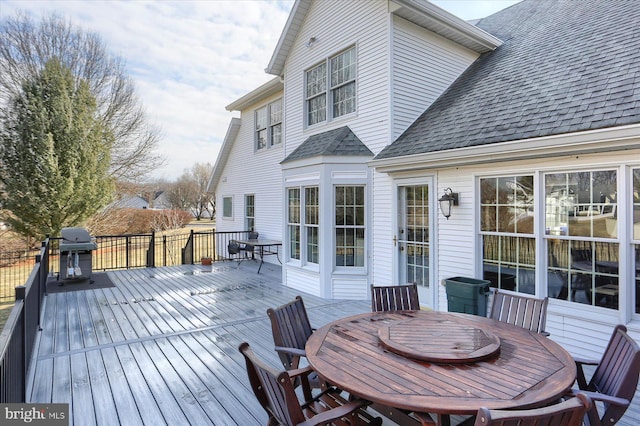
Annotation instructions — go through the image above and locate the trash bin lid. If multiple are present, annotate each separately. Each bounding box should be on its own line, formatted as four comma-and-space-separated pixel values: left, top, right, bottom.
61, 227, 91, 243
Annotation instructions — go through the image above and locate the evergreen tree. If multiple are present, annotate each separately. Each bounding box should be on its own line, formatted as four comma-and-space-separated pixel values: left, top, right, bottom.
0, 58, 114, 239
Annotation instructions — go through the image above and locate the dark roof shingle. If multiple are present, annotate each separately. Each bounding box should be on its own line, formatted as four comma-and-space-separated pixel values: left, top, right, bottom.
282, 126, 373, 163
375, 0, 640, 160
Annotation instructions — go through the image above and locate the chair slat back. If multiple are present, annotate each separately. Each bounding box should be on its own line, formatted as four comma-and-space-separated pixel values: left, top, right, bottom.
371, 283, 420, 312
474, 392, 591, 426
489, 290, 548, 333
589, 324, 640, 424
239, 342, 305, 425
267, 296, 314, 369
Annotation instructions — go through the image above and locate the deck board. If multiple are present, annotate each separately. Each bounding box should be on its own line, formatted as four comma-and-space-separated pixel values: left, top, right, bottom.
28, 264, 372, 425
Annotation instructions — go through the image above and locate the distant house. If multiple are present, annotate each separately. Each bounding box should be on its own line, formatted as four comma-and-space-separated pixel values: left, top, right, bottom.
112, 194, 149, 209
151, 191, 172, 210
210, 0, 640, 385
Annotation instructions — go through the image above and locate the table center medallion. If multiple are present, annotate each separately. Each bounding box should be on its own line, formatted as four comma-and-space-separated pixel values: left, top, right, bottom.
377, 317, 500, 363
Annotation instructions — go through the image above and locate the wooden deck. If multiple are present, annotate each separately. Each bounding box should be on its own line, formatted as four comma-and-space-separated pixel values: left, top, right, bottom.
26, 262, 640, 425
27, 262, 372, 425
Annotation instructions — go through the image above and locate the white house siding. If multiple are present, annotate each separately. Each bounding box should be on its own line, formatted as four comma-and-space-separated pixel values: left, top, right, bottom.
331, 277, 369, 299
371, 173, 395, 287
214, 90, 284, 262
284, 263, 322, 297
434, 169, 477, 311
281, 0, 390, 157
391, 15, 479, 140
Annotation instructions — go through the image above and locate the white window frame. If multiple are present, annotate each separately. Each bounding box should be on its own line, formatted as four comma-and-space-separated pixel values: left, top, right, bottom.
334, 185, 366, 268
287, 188, 301, 261
255, 98, 283, 151
543, 169, 620, 310
245, 194, 255, 231
305, 46, 356, 127
286, 186, 320, 266
479, 175, 536, 295
222, 196, 233, 219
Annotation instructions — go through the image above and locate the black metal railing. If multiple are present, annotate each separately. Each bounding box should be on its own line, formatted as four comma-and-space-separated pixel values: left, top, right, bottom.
0, 229, 257, 401
0, 229, 256, 302
0, 240, 48, 402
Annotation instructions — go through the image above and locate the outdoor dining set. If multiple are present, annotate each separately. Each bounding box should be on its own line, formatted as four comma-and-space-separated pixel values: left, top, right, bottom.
239, 283, 640, 426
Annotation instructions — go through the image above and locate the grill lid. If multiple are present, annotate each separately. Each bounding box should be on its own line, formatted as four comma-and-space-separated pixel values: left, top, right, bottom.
61, 227, 92, 243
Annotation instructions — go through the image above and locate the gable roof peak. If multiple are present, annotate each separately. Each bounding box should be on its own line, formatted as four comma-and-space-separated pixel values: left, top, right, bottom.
266, 0, 501, 76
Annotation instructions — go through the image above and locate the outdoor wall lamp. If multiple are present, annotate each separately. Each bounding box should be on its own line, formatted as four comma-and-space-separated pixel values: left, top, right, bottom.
438, 188, 459, 220
305, 37, 317, 48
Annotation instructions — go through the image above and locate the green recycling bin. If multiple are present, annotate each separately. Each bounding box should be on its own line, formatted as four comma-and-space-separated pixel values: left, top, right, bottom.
444, 276, 491, 316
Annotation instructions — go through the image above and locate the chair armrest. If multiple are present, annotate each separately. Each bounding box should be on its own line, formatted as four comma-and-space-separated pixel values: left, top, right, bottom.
298, 400, 367, 426
287, 365, 314, 379
576, 390, 630, 408
274, 346, 307, 357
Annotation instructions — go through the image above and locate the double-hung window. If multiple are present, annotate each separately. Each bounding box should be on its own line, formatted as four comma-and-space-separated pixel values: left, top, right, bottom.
335, 186, 365, 267
480, 176, 536, 294
287, 186, 319, 264
255, 98, 283, 150
288, 188, 301, 260
245, 194, 255, 231
305, 47, 356, 126
545, 170, 619, 309
305, 188, 319, 263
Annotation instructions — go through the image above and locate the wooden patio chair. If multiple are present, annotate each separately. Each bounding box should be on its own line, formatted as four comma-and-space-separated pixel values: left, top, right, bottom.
489, 289, 549, 335
267, 296, 320, 400
474, 392, 591, 426
573, 324, 640, 426
371, 283, 420, 312
239, 342, 382, 426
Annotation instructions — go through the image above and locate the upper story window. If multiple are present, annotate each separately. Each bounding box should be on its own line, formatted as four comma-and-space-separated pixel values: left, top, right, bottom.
305, 47, 356, 127
255, 98, 283, 150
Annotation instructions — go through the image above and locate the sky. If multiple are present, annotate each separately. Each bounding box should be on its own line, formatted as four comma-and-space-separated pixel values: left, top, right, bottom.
0, 0, 521, 181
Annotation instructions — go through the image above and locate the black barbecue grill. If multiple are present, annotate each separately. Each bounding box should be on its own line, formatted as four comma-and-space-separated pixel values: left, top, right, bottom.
59, 227, 98, 282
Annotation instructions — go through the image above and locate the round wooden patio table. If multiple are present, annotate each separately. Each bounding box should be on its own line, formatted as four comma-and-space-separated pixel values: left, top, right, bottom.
305, 310, 576, 423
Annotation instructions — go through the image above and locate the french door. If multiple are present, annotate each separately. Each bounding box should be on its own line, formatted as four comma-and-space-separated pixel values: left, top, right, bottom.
397, 182, 434, 307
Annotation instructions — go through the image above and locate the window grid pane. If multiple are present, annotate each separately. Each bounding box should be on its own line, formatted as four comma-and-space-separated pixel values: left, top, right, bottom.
306, 63, 326, 97
305, 187, 319, 264
335, 186, 365, 267
288, 188, 300, 260
245, 195, 255, 231
307, 95, 326, 125
545, 171, 617, 238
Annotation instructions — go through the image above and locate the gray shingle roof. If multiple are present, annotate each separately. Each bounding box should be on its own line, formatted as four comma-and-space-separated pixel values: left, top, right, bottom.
282, 126, 373, 163
375, 0, 640, 160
